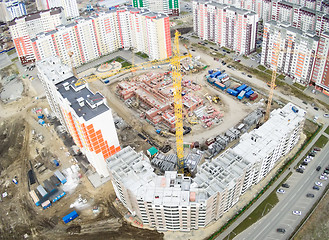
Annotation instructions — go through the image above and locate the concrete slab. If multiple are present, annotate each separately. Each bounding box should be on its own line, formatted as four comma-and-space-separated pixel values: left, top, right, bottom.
86, 171, 111, 188
0, 53, 12, 69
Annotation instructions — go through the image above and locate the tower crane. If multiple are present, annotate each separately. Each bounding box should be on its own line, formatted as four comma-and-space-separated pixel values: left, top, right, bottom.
74, 31, 192, 174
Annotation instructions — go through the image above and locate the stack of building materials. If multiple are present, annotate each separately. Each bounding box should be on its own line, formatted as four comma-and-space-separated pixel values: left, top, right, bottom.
243, 109, 263, 127
151, 153, 177, 172
185, 150, 203, 174
194, 106, 207, 118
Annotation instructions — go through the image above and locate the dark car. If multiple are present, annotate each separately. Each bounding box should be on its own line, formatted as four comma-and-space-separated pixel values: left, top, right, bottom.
296, 168, 304, 173
314, 107, 319, 111
313, 147, 321, 152
277, 228, 286, 233
301, 161, 308, 166
316, 166, 321, 171
282, 183, 290, 188
309, 152, 315, 157
191, 49, 195, 52
247, 74, 252, 78
306, 193, 314, 198
313, 185, 320, 190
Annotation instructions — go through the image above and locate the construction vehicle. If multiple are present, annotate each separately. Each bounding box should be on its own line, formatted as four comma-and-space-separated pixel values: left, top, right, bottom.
187, 116, 198, 125
156, 129, 175, 137
212, 96, 220, 103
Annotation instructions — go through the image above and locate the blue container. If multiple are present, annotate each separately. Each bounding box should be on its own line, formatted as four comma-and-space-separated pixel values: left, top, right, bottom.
244, 87, 252, 93
245, 90, 254, 98
292, 106, 299, 113
53, 159, 59, 166
238, 90, 246, 100
236, 84, 247, 93
213, 71, 222, 77
63, 210, 79, 224
38, 114, 44, 119
227, 88, 238, 96
208, 70, 213, 74
207, 78, 215, 84
104, 80, 109, 84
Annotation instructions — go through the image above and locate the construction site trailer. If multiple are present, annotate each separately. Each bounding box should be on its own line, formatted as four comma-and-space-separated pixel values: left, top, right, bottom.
41, 200, 51, 210
54, 170, 67, 184
63, 210, 79, 224
36, 185, 48, 198
29, 190, 40, 206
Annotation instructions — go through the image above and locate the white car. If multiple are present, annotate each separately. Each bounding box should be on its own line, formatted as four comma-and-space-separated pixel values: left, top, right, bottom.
299, 165, 306, 170
319, 175, 328, 180
304, 158, 311, 163
324, 113, 329, 118
277, 189, 285, 194
292, 210, 302, 216
315, 181, 323, 187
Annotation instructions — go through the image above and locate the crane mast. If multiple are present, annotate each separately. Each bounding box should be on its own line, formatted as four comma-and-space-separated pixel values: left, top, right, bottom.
172, 31, 184, 174
264, 33, 281, 122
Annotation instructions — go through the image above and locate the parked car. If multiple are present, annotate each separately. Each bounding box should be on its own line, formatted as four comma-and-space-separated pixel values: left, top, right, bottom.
299, 165, 306, 170
277, 228, 286, 233
319, 175, 327, 180
277, 189, 285, 194
247, 74, 252, 78
313, 185, 320, 190
282, 183, 290, 188
315, 181, 323, 187
324, 113, 329, 118
306, 193, 314, 198
301, 161, 308, 166
316, 166, 321, 171
296, 168, 304, 173
241, 72, 246, 75
292, 210, 302, 216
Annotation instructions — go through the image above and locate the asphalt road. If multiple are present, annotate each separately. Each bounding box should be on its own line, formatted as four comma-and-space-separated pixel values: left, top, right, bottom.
236, 136, 329, 240
216, 122, 329, 240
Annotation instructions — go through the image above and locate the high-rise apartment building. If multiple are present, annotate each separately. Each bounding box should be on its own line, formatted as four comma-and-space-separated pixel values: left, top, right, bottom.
261, 21, 319, 85
193, 0, 259, 55
8, 7, 66, 64
310, 31, 329, 93
10, 8, 171, 66
36, 0, 79, 19
37, 56, 121, 177
107, 103, 305, 231
132, 0, 180, 16
0, 0, 26, 22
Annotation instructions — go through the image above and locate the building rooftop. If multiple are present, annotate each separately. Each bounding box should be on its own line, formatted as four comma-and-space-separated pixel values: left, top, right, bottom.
56, 78, 109, 121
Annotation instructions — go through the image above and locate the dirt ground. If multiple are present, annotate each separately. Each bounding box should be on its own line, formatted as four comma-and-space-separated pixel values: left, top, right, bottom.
294, 191, 329, 240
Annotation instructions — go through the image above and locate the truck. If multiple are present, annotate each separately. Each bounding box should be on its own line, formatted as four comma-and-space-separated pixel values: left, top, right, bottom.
249, 93, 258, 101
12, 178, 18, 184
54, 170, 67, 184
63, 210, 79, 224
156, 129, 175, 137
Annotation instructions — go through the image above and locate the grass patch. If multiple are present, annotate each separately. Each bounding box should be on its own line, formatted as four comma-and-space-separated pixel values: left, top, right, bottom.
265, 69, 273, 75
325, 126, 329, 135
290, 87, 313, 102
191, 35, 199, 39
192, 43, 208, 51
277, 74, 285, 80
115, 57, 125, 63
257, 65, 266, 71
121, 61, 132, 68
135, 52, 149, 59
256, 48, 262, 53
7, 49, 16, 56
314, 135, 328, 148
317, 99, 329, 111
293, 82, 307, 91
224, 190, 279, 239
11, 57, 18, 62
205, 40, 216, 45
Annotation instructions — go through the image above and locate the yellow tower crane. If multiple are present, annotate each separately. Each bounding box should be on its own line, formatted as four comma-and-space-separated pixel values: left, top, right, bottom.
264, 33, 281, 122
172, 30, 185, 174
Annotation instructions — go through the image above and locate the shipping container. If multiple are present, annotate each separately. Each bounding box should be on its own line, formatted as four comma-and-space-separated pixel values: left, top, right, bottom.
236, 84, 247, 93
54, 170, 67, 184
250, 93, 258, 101
50, 191, 66, 203
207, 78, 215, 85
227, 88, 238, 96
36, 185, 48, 198
63, 210, 79, 224
238, 90, 246, 100
292, 106, 299, 113
224, 81, 231, 88
244, 86, 252, 93
28, 169, 36, 185
208, 70, 213, 74
38, 119, 45, 125
213, 71, 222, 78
29, 190, 40, 206
215, 82, 226, 90
245, 90, 254, 98
53, 159, 59, 166
41, 200, 51, 210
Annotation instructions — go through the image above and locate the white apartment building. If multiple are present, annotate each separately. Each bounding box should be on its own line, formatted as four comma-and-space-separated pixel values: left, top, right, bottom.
261, 21, 319, 85
8, 7, 66, 64
10, 8, 171, 66
0, 0, 26, 22
310, 31, 329, 93
193, 0, 259, 55
36, 0, 79, 19
107, 103, 306, 231
37, 56, 121, 177
132, 0, 180, 16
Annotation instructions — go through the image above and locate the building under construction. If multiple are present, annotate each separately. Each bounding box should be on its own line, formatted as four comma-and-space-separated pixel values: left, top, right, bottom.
116, 72, 204, 129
